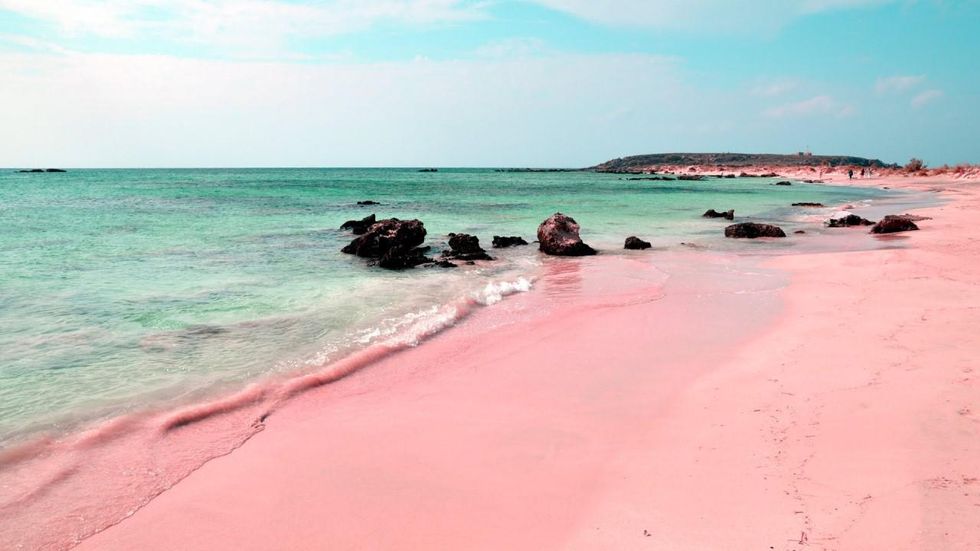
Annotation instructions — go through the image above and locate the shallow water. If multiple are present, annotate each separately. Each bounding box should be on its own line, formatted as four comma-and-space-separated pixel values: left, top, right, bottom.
0, 168, 892, 444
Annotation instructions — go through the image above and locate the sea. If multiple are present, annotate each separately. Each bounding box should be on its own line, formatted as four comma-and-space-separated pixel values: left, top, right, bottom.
0, 168, 893, 447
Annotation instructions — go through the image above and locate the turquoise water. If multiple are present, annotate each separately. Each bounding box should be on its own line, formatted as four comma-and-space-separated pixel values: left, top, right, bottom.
0, 168, 888, 444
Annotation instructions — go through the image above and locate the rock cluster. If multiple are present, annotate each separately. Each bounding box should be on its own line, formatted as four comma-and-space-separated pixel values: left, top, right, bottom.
339, 214, 376, 235
443, 233, 494, 262
341, 218, 434, 269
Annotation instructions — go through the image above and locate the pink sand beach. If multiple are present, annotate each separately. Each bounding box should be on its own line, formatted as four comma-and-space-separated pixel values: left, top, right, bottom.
60, 174, 979, 550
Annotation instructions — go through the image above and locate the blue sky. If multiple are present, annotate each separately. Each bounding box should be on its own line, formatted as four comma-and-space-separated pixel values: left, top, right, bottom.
0, 0, 977, 167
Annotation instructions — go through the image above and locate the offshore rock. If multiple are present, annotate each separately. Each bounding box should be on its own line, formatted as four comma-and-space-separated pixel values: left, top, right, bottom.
340, 214, 376, 235
624, 236, 652, 250
703, 209, 735, 220
491, 235, 528, 248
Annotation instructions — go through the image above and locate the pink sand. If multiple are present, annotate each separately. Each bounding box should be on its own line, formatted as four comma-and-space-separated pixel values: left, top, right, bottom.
79, 177, 980, 550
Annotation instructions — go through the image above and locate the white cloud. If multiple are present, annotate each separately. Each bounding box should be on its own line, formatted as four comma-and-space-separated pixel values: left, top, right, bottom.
530, 0, 895, 30
910, 89, 943, 108
474, 37, 550, 59
874, 74, 925, 94
0, 0, 488, 56
764, 95, 855, 118
0, 50, 687, 167
751, 79, 800, 97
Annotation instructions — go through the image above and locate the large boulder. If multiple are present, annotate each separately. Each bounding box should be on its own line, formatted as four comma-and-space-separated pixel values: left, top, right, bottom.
703, 209, 734, 220
871, 215, 920, 234
341, 218, 432, 269
826, 214, 875, 228
339, 213, 376, 235
537, 213, 597, 256
492, 235, 528, 248
724, 222, 787, 238
624, 236, 652, 250
443, 233, 493, 261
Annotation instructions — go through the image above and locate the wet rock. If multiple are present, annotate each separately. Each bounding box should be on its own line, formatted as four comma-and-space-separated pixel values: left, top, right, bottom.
429, 259, 458, 268
339, 213, 376, 235
537, 213, 597, 256
677, 174, 706, 181
443, 233, 494, 261
826, 214, 875, 228
792, 202, 825, 207
724, 222, 787, 238
491, 235, 529, 248
418, 168, 438, 173
624, 236, 652, 250
773, 181, 792, 186
357, 200, 380, 206
871, 215, 920, 234
342, 218, 431, 270
45, 168, 67, 173
794, 230, 806, 234
703, 209, 735, 220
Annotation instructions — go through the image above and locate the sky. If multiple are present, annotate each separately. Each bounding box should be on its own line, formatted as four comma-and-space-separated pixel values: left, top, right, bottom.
0, 0, 977, 168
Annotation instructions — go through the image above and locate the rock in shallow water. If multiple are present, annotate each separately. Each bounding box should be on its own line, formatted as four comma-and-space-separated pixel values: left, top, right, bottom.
826, 214, 876, 228
341, 218, 433, 269
537, 213, 597, 256
624, 236, 652, 250
492, 235, 528, 248
443, 233, 493, 261
724, 222, 787, 238
703, 209, 734, 220
340, 213, 376, 235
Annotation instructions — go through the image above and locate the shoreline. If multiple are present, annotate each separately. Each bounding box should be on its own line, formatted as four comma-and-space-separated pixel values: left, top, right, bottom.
77, 174, 979, 549
4, 173, 976, 549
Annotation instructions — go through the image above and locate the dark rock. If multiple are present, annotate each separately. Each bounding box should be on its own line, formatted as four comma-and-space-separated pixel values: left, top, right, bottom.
677, 174, 706, 181
357, 200, 380, 206
45, 168, 66, 173
492, 235, 528, 248
794, 230, 806, 234
703, 209, 735, 220
418, 168, 438, 173
773, 181, 792, 186
760, 173, 779, 178
624, 236, 652, 250
377, 245, 434, 270
826, 214, 875, 228
724, 174, 736, 179
429, 260, 458, 268
724, 222, 787, 238
871, 215, 920, 234
339, 213, 376, 235
17, 169, 45, 173
537, 213, 597, 256
342, 218, 430, 270
443, 233, 494, 261
792, 202, 825, 207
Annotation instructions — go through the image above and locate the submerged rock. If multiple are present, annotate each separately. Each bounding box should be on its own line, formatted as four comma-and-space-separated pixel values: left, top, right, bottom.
724, 222, 787, 238
792, 202, 825, 207
773, 181, 792, 186
826, 214, 875, 228
703, 209, 735, 220
624, 236, 652, 250
340, 213, 376, 235
537, 213, 597, 256
871, 215, 920, 234
443, 233, 493, 261
357, 200, 380, 206
341, 218, 432, 269
491, 235, 528, 248
677, 174, 706, 181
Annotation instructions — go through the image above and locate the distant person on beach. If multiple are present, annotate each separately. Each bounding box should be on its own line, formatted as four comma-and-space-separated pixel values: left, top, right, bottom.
848, 169, 854, 179
860, 168, 865, 178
